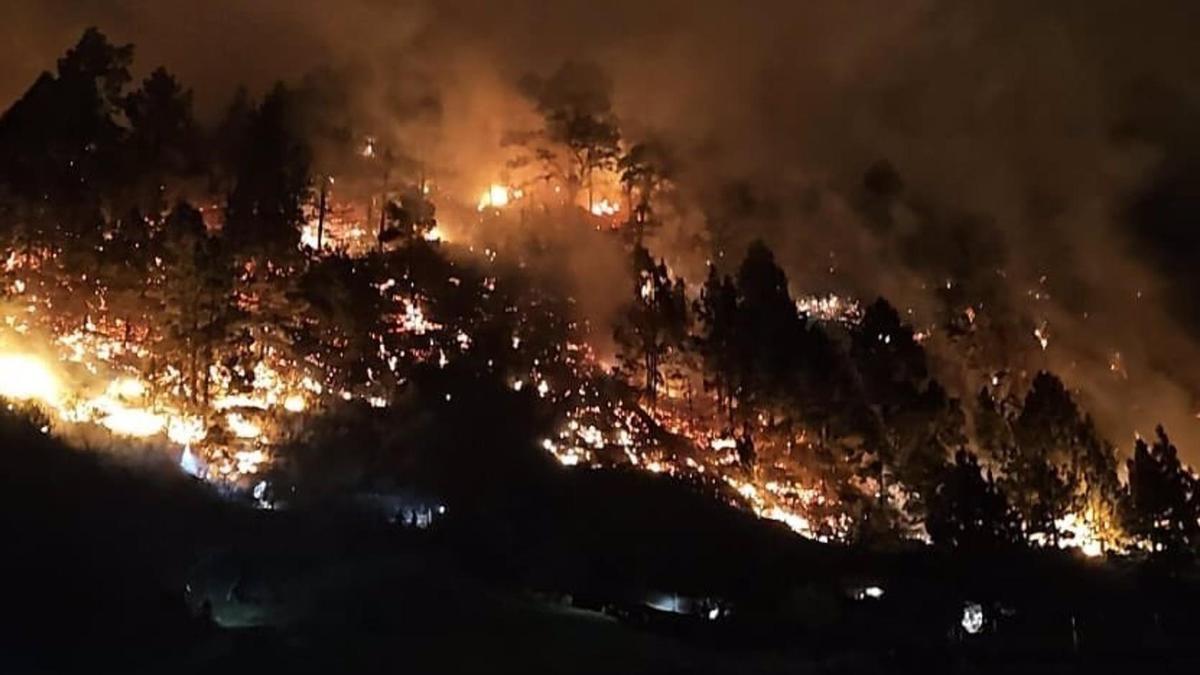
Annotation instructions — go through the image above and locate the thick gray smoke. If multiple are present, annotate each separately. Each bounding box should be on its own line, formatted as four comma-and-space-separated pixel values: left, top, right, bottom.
4, 0, 1200, 457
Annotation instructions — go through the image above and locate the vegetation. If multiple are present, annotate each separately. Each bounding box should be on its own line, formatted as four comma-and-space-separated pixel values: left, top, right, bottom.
2, 28, 1200, 562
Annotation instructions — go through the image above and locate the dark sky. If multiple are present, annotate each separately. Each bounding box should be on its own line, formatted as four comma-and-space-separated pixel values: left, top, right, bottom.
4, 0, 1200, 456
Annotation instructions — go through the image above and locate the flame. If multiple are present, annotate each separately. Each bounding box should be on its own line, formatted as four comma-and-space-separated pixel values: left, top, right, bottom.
423, 225, 445, 242
590, 198, 620, 217
226, 412, 263, 440
95, 406, 165, 437
0, 354, 61, 404
168, 416, 207, 446
477, 184, 510, 211
796, 294, 863, 324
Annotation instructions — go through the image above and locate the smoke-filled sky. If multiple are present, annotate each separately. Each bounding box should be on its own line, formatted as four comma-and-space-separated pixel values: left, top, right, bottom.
5, 0, 1200, 456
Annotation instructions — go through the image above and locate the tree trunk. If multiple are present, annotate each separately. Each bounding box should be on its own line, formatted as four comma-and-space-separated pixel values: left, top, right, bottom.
316, 179, 328, 251
377, 165, 390, 251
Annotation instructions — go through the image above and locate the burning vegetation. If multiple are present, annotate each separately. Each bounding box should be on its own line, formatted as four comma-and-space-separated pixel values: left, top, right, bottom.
4, 28, 1200, 563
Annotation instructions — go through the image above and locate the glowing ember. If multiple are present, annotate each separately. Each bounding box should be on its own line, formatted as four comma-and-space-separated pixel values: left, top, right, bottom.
796, 294, 862, 324
1033, 323, 1050, 350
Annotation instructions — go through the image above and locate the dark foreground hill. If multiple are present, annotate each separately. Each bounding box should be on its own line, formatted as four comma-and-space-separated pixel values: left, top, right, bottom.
5, 404, 1200, 674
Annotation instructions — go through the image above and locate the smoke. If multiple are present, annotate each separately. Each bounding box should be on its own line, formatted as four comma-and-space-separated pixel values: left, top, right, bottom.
4, 0, 1200, 456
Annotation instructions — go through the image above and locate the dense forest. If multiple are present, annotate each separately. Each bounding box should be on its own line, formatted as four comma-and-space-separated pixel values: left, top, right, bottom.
4, 28, 1200, 563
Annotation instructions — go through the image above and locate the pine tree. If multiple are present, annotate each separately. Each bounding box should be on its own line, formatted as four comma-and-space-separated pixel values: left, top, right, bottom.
695, 263, 740, 422
926, 448, 1021, 550
1122, 426, 1200, 557
148, 201, 234, 404
122, 67, 200, 214
519, 61, 621, 211
224, 83, 311, 259
613, 244, 688, 404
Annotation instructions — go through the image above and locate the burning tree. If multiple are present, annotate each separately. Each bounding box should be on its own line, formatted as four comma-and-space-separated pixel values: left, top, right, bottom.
518, 61, 622, 213
618, 140, 676, 241
614, 244, 688, 404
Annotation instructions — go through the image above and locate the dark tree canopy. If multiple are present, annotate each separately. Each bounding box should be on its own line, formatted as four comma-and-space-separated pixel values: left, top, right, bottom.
1123, 426, 1200, 558
926, 449, 1021, 550
225, 83, 312, 258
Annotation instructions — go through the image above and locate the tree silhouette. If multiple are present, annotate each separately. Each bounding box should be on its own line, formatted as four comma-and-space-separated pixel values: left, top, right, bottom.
519, 61, 621, 212
926, 448, 1021, 550
695, 264, 740, 423
122, 67, 200, 214
1002, 371, 1113, 545
297, 253, 392, 396
379, 186, 437, 245
0, 27, 132, 230
733, 240, 803, 407
849, 297, 960, 527
614, 244, 688, 403
1122, 426, 1200, 558
148, 201, 234, 404
618, 140, 674, 242
224, 83, 311, 258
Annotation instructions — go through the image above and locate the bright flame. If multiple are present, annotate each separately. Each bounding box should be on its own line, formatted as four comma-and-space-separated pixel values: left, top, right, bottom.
590, 198, 620, 217
226, 412, 263, 440
0, 354, 60, 403
283, 394, 307, 413
423, 225, 445, 242
168, 416, 207, 446
108, 377, 146, 399
97, 407, 165, 437
477, 184, 510, 211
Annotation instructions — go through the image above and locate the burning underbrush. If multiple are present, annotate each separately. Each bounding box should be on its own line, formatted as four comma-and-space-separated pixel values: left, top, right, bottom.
0, 222, 859, 546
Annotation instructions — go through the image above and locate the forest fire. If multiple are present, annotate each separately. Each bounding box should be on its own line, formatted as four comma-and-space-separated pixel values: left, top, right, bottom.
0, 205, 1121, 552
0, 25, 1191, 567
9, 7, 1200, 669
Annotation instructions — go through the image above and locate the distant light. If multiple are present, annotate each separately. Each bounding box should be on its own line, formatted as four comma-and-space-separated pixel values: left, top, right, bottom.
961, 602, 984, 634
851, 585, 885, 601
